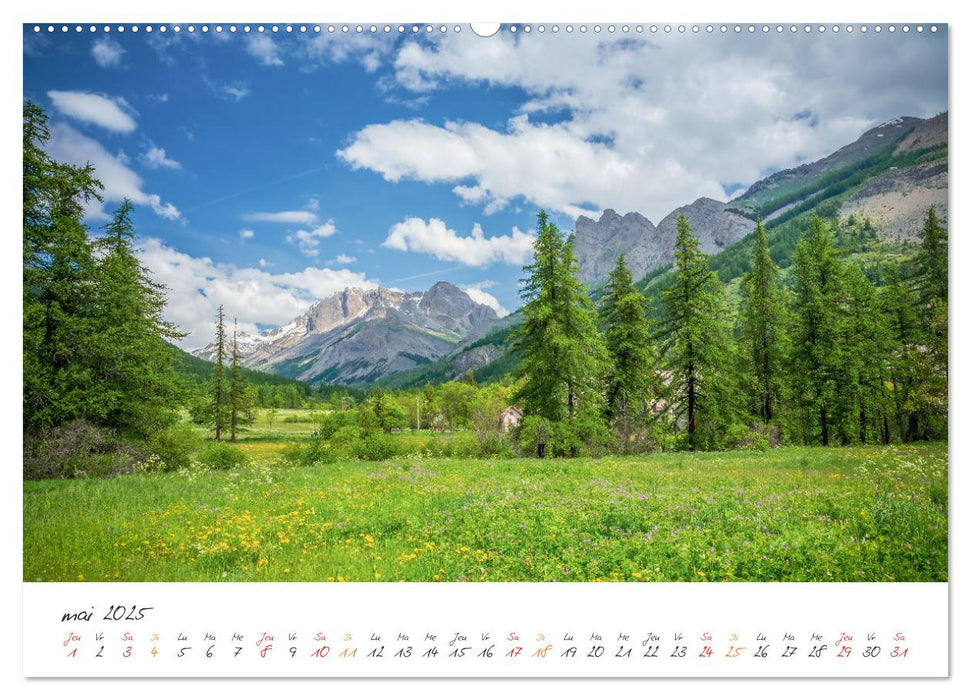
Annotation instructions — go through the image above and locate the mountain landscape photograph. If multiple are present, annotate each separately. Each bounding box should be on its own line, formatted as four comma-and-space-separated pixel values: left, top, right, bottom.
23, 23, 947, 584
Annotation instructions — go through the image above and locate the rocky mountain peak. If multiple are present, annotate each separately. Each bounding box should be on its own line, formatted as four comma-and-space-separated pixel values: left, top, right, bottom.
191, 280, 500, 386
574, 198, 751, 285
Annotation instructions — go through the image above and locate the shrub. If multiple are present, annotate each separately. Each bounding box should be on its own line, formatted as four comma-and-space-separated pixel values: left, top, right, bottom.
314, 410, 357, 439
449, 433, 481, 458
280, 442, 307, 465
148, 423, 203, 471
133, 454, 167, 474
331, 425, 362, 446
199, 441, 247, 470
23, 420, 143, 479
548, 421, 582, 458
727, 423, 778, 451
422, 436, 453, 458
571, 415, 616, 457
353, 434, 399, 461
420, 433, 486, 458
518, 416, 553, 458
476, 430, 514, 458
283, 437, 348, 466
517, 415, 614, 458
356, 406, 381, 437
186, 396, 211, 425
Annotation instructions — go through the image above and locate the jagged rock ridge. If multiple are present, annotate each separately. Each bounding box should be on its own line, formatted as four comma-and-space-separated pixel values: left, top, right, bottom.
192, 282, 499, 386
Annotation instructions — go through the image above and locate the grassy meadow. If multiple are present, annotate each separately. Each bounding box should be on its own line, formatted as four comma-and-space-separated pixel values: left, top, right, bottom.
24, 439, 947, 583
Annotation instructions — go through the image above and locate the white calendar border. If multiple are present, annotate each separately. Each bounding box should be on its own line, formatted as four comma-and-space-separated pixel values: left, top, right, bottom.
23, 582, 949, 678
5, 0, 963, 695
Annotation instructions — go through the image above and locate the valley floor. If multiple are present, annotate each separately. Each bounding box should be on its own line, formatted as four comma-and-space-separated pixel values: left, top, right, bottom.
23, 444, 947, 583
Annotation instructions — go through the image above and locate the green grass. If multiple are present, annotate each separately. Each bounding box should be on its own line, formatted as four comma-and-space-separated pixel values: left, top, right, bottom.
23, 443, 947, 583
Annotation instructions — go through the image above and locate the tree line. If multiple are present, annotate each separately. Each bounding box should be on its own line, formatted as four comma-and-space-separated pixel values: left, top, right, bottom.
509, 207, 947, 456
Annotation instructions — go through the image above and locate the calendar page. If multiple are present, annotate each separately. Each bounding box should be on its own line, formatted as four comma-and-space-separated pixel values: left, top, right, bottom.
16, 0, 953, 686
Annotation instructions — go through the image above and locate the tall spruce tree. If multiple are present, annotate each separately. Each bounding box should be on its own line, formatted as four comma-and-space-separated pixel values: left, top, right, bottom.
511, 211, 566, 422
599, 253, 657, 450
90, 200, 184, 436
23, 101, 104, 433
738, 219, 789, 425
558, 231, 607, 424
791, 216, 845, 446
511, 211, 606, 454
839, 266, 893, 445
209, 305, 228, 440
658, 214, 737, 450
910, 206, 948, 439
914, 205, 947, 305
881, 264, 920, 441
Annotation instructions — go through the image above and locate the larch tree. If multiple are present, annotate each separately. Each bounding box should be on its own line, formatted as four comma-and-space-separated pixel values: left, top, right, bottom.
91, 199, 184, 436
23, 101, 103, 433
838, 265, 893, 445
658, 214, 738, 450
599, 253, 657, 451
910, 205, 949, 439
738, 219, 789, 426
510, 211, 607, 455
914, 205, 947, 305
881, 263, 921, 441
209, 305, 229, 440
791, 216, 844, 446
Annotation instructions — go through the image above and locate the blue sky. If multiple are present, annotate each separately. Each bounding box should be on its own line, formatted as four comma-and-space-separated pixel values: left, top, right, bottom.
23, 24, 947, 347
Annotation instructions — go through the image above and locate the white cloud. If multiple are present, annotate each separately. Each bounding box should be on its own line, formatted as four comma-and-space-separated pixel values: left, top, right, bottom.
243, 210, 319, 225
210, 81, 250, 101
287, 221, 337, 257
334, 254, 356, 264
383, 218, 535, 267
245, 35, 284, 67
137, 238, 377, 348
298, 32, 395, 72
242, 207, 337, 257
92, 38, 125, 67
340, 116, 656, 220
47, 90, 137, 133
46, 123, 181, 221
141, 144, 181, 170
258, 258, 271, 268
339, 31, 946, 222
462, 281, 509, 317
239, 229, 255, 240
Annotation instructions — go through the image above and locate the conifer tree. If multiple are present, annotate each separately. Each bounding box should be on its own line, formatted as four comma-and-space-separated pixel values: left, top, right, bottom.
914, 205, 947, 305
599, 253, 657, 450
90, 200, 184, 436
512, 212, 605, 421
881, 264, 920, 441
738, 219, 789, 425
791, 216, 844, 446
658, 214, 738, 450
558, 232, 608, 426
511, 211, 607, 455
209, 306, 228, 440
23, 101, 104, 433
838, 266, 893, 444
910, 206, 948, 438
